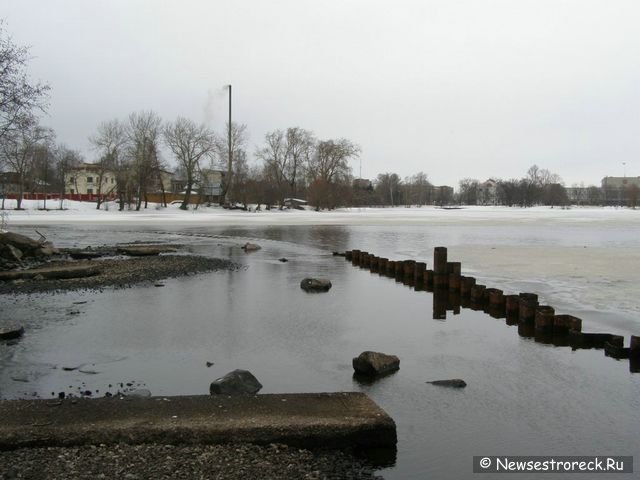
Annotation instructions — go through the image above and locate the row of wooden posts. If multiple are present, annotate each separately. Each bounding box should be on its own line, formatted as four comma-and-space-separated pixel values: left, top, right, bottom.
341, 247, 640, 372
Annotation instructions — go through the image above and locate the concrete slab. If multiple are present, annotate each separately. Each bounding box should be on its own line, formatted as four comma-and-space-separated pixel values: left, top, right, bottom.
0, 392, 396, 451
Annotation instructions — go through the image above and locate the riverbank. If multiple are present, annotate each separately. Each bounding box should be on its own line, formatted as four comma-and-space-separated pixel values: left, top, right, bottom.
0, 392, 396, 479
0, 254, 237, 295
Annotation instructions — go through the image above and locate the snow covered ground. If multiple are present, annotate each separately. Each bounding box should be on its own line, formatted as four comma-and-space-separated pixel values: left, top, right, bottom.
2, 198, 639, 226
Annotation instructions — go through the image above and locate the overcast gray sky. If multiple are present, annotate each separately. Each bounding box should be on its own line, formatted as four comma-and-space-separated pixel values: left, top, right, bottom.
4, 0, 640, 187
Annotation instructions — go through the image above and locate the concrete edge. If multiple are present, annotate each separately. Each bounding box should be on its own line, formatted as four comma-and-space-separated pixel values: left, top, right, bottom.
0, 392, 397, 452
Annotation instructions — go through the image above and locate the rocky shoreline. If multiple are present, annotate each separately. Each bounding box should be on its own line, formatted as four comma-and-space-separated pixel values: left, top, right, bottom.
0, 231, 239, 295
0, 254, 237, 295
0, 443, 382, 480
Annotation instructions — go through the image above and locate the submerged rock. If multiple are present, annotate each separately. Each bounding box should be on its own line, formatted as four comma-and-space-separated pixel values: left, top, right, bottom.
127, 389, 152, 398
300, 278, 332, 292
210, 369, 263, 395
426, 379, 467, 388
352, 351, 400, 377
241, 243, 261, 252
0, 324, 25, 341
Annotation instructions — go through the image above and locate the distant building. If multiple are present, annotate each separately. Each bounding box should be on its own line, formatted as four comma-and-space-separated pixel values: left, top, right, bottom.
601, 176, 640, 206
477, 179, 498, 205
431, 185, 454, 205
65, 163, 116, 196
199, 169, 224, 202
284, 198, 308, 209
565, 187, 590, 205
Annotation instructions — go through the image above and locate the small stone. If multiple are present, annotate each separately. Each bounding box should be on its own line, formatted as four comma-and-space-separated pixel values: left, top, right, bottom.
127, 388, 152, 398
426, 379, 467, 388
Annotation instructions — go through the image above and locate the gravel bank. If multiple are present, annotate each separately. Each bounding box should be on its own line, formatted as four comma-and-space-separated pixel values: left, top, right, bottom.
0, 443, 383, 480
0, 254, 238, 295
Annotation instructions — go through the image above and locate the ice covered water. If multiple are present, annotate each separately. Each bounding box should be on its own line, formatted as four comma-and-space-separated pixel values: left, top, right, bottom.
1, 206, 639, 479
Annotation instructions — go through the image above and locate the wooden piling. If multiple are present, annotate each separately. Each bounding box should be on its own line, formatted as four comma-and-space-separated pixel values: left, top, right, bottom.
434, 274, 449, 290
424, 270, 434, 290
470, 284, 486, 304
370, 256, 379, 272
414, 262, 426, 284
534, 305, 555, 332
433, 247, 448, 275
403, 260, 416, 278
518, 293, 539, 323
345, 251, 353, 261
630, 336, 640, 359
386, 260, 395, 277
351, 250, 361, 265
394, 261, 403, 277
553, 314, 582, 334
505, 295, 520, 319
448, 262, 461, 291
378, 258, 388, 275
460, 276, 476, 296
486, 288, 505, 318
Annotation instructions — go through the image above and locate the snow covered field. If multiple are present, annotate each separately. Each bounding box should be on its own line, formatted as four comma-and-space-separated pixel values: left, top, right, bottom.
2, 198, 639, 226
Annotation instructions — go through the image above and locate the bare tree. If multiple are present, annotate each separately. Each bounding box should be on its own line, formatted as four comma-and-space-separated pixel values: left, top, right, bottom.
256, 127, 315, 204
375, 173, 402, 206
215, 122, 248, 204
307, 138, 359, 209
283, 127, 314, 197
54, 144, 82, 209
0, 117, 53, 208
164, 117, 215, 210
458, 178, 479, 205
308, 139, 359, 185
0, 21, 50, 143
90, 119, 127, 209
126, 111, 162, 211
586, 185, 602, 205
255, 129, 287, 200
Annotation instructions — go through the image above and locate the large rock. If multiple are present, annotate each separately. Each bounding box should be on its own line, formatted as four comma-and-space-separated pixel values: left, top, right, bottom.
352, 351, 400, 377
0, 324, 25, 341
300, 278, 332, 292
210, 369, 263, 395
0, 232, 42, 256
0, 243, 23, 263
426, 379, 467, 388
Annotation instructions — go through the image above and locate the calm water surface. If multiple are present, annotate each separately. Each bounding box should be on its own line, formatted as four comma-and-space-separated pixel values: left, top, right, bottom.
1, 223, 639, 480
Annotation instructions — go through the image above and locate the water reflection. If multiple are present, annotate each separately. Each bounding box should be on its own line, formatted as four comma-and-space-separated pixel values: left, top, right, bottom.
2, 224, 640, 480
